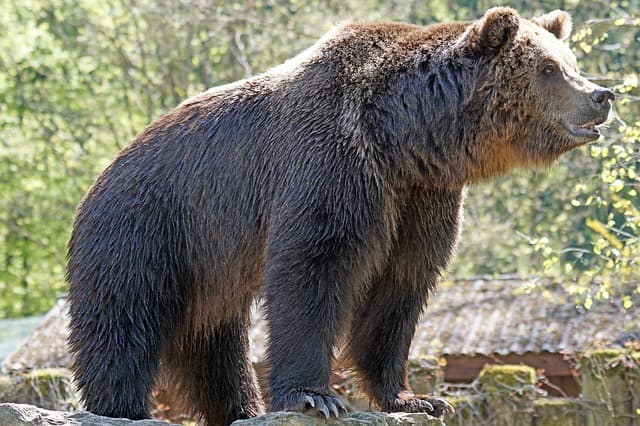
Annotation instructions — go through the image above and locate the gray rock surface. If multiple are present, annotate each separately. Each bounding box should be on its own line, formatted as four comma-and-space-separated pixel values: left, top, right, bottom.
232, 412, 446, 426
0, 404, 446, 426
0, 403, 177, 426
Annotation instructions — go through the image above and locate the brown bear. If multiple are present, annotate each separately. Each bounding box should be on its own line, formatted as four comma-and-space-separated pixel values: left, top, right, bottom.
66, 7, 613, 426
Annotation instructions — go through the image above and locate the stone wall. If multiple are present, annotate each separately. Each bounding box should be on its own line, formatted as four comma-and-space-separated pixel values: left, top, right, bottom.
444, 349, 639, 426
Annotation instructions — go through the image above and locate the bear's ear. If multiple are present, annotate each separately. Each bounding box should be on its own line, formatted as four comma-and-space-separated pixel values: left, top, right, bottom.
475, 7, 520, 50
531, 10, 572, 40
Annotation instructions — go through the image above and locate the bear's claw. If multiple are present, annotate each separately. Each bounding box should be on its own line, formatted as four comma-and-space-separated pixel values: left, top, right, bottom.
386, 393, 455, 418
283, 390, 348, 418
305, 393, 348, 419
413, 399, 434, 412
303, 395, 315, 407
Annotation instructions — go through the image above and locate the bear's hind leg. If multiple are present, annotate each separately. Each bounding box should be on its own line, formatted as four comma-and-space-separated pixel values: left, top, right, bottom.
68, 296, 170, 420
167, 311, 264, 426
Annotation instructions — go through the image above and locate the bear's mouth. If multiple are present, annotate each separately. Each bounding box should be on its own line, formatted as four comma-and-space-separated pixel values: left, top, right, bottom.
564, 118, 607, 141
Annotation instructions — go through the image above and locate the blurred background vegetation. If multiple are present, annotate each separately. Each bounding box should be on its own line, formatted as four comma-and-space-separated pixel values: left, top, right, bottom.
0, 0, 638, 318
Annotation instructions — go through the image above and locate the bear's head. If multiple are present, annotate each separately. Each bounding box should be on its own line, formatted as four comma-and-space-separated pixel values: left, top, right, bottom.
459, 7, 613, 179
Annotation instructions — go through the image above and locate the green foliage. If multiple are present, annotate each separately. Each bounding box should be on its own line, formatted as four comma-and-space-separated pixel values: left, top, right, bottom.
0, 0, 639, 317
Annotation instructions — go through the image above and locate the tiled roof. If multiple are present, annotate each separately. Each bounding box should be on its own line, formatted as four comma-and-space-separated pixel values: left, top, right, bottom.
409, 278, 640, 357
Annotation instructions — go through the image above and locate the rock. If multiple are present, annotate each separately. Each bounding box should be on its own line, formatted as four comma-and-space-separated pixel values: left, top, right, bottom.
0, 403, 177, 425
0, 369, 76, 411
2, 300, 71, 372
232, 411, 446, 426
477, 365, 537, 396
0, 405, 446, 426
443, 395, 485, 426
477, 365, 538, 426
532, 398, 582, 426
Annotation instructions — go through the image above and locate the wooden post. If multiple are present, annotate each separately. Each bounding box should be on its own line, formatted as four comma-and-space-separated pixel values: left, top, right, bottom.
408, 356, 445, 395
478, 365, 538, 426
444, 395, 486, 426
580, 349, 638, 426
531, 398, 582, 426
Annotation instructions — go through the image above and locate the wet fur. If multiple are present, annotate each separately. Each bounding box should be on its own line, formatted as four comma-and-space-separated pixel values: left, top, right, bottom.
67, 8, 589, 426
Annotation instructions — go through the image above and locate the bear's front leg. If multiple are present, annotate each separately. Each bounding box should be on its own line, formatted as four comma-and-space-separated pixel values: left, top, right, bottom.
346, 268, 454, 418
263, 184, 388, 418
346, 187, 463, 418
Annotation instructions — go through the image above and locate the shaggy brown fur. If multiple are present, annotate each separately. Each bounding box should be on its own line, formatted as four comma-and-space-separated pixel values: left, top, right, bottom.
67, 7, 612, 425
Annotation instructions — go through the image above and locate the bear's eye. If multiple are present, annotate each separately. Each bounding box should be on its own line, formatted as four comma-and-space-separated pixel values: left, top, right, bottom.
542, 63, 558, 75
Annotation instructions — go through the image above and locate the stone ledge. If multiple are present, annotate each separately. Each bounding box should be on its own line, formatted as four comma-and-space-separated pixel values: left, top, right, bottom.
232, 411, 446, 426
0, 404, 446, 426
0, 403, 176, 426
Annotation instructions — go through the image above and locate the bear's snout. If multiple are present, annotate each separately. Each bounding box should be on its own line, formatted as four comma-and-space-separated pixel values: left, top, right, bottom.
590, 87, 614, 111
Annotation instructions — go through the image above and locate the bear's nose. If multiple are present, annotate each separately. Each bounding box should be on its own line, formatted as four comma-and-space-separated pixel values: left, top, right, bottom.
590, 88, 615, 105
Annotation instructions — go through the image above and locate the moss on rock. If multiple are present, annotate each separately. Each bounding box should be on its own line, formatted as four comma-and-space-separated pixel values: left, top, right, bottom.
0, 368, 77, 411
443, 395, 485, 426
532, 398, 581, 426
478, 365, 536, 396
477, 365, 538, 426
24, 368, 72, 397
